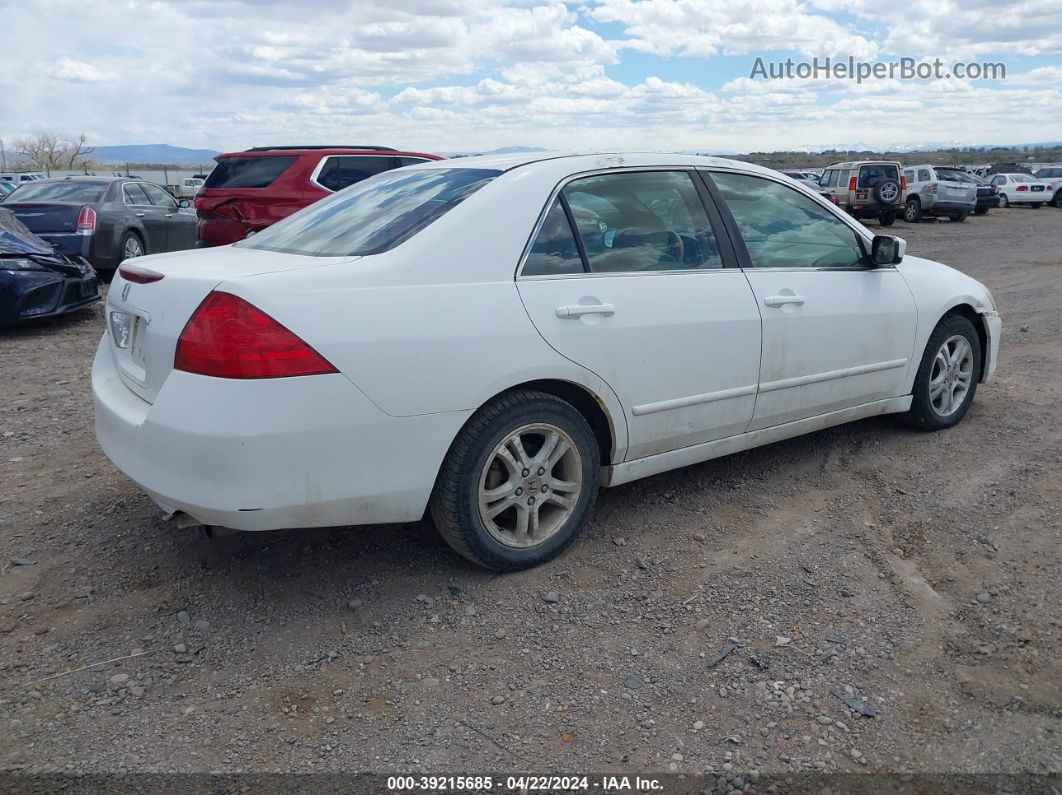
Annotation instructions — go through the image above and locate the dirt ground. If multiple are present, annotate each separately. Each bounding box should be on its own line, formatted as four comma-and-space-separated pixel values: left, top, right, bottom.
1, 207, 1060, 790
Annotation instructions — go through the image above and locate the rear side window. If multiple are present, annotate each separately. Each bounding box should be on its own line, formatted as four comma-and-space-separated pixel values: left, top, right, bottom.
238, 168, 499, 257
918, 169, 931, 182
314, 156, 394, 192
3, 181, 106, 203
204, 156, 297, 189
398, 157, 430, 167
561, 171, 722, 273
523, 200, 584, 276
123, 183, 151, 204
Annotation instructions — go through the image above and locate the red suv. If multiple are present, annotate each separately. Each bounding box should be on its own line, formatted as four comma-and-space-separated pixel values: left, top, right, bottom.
194, 145, 443, 246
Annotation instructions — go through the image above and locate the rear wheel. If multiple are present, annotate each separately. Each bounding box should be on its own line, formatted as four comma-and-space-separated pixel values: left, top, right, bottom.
949, 212, 968, 223
903, 315, 981, 431
904, 197, 922, 223
1031, 202, 1043, 209
1053, 191, 1062, 208
879, 212, 896, 227
120, 231, 145, 261
430, 390, 600, 571
973, 207, 989, 215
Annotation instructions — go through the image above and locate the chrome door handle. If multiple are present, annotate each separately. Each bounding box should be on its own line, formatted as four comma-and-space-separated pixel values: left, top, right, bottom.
556, 303, 616, 319
764, 294, 805, 308
134, 212, 145, 217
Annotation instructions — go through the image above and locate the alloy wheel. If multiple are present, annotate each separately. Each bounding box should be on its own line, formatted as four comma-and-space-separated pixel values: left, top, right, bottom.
477, 423, 583, 549
929, 335, 974, 417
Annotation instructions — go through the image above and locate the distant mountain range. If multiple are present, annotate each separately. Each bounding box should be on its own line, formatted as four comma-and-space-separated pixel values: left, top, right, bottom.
91, 144, 219, 164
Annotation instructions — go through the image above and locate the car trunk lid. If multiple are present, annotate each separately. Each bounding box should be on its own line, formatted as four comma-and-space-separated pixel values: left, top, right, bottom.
3, 202, 83, 234
104, 245, 356, 404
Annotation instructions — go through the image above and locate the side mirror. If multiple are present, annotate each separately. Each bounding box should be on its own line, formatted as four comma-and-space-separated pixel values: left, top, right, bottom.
178, 199, 191, 208
871, 235, 905, 266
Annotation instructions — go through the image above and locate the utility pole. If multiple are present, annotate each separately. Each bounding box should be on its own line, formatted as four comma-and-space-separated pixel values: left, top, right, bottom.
1, 138, 6, 172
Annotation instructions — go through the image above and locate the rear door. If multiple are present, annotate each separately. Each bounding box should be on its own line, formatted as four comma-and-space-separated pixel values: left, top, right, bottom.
122, 182, 169, 253
706, 169, 917, 429
516, 169, 762, 460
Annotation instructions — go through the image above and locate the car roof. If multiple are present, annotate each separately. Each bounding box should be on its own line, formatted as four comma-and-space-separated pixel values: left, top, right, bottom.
400, 150, 778, 176
219, 146, 439, 158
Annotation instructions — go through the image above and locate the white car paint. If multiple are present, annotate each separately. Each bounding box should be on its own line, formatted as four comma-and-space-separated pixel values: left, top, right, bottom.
93, 152, 1001, 534
990, 172, 1054, 205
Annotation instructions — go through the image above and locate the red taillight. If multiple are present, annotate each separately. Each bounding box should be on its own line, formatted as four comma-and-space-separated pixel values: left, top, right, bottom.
1016, 185, 1028, 191
174, 291, 338, 379
993, 186, 1000, 194
900, 175, 907, 190
76, 205, 96, 233
848, 177, 858, 191
118, 264, 164, 283
928, 183, 937, 194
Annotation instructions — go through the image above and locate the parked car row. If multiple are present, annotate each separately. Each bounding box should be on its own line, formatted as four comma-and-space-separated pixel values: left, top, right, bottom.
782, 159, 1059, 225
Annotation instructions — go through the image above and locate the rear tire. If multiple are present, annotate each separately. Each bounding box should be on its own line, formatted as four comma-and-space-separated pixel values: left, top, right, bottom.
904, 198, 922, 223
1053, 191, 1062, 208
1031, 202, 1043, 209
973, 207, 988, 215
949, 212, 967, 223
903, 315, 981, 431
429, 390, 600, 571
119, 230, 145, 262
879, 212, 896, 227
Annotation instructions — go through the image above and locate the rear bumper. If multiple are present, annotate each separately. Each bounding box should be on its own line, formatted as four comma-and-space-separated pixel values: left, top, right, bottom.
37, 231, 92, 260
849, 204, 904, 216
924, 200, 976, 215
1007, 192, 1050, 204
976, 195, 1001, 209
92, 337, 471, 531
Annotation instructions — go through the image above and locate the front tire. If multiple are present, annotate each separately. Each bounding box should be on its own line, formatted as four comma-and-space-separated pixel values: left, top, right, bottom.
429, 390, 600, 571
903, 315, 982, 431
1053, 191, 1062, 208
904, 198, 922, 223
998, 194, 1009, 208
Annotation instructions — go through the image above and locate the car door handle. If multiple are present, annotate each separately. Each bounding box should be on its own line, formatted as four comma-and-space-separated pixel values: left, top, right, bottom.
764, 294, 805, 308
134, 212, 145, 217
556, 303, 616, 319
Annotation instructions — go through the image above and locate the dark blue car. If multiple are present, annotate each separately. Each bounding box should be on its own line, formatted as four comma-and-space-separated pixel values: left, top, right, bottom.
0, 208, 100, 327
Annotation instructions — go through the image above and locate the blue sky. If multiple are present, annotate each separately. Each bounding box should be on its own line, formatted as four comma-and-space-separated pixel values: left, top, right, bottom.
1, 0, 1060, 154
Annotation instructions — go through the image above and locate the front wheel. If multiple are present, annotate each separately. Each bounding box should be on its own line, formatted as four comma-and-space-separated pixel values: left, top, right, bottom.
903, 315, 981, 431
1053, 191, 1062, 208
879, 211, 896, 227
998, 194, 1009, 208
904, 198, 922, 223
430, 390, 600, 571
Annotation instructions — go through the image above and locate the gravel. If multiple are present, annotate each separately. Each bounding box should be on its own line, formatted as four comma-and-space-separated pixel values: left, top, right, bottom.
0, 210, 1060, 777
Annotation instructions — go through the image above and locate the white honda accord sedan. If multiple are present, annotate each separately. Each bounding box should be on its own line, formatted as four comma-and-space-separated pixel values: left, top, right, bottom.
93, 152, 1001, 570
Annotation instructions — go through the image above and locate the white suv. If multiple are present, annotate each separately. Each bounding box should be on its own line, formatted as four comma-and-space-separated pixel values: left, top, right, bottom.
902, 165, 978, 223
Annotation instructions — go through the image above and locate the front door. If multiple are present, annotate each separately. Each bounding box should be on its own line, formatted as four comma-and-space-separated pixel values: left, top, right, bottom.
706, 170, 917, 430
516, 169, 762, 460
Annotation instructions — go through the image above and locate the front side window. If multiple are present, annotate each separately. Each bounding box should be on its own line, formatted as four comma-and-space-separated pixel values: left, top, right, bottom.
141, 183, 177, 208
523, 199, 584, 276
711, 172, 867, 270
560, 171, 722, 273
238, 167, 498, 257
315, 156, 394, 192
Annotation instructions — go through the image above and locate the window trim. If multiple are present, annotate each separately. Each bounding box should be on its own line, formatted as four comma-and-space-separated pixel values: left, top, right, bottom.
308, 154, 397, 193
699, 167, 886, 273
515, 166, 739, 281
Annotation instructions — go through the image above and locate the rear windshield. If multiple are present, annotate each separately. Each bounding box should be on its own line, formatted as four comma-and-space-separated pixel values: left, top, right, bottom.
2, 181, 106, 203
857, 164, 899, 186
204, 156, 297, 189
238, 168, 500, 257
936, 170, 975, 183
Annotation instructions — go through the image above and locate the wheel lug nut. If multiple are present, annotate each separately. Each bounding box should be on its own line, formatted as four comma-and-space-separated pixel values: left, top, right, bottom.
541, 485, 548, 493
515, 487, 523, 496
537, 467, 545, 476
521, 469, 529, 477
527, 497, 535, 505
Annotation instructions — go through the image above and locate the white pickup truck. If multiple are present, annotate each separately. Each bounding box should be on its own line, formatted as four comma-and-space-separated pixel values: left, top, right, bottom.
176, 177, 204, 198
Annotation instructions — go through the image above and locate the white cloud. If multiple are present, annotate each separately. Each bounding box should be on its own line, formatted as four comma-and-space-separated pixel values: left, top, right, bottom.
48, 57, 116, 83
